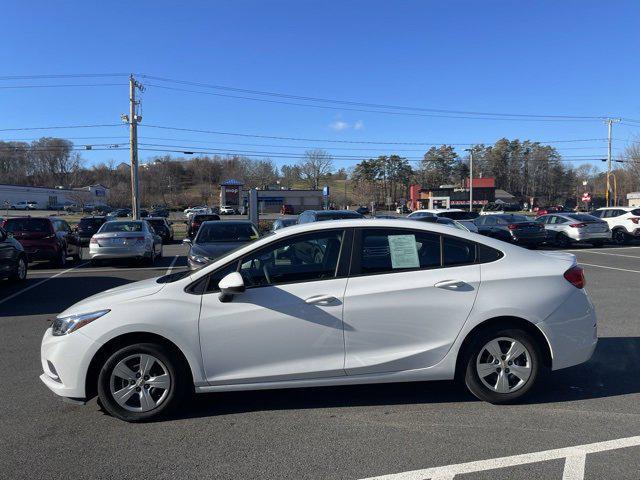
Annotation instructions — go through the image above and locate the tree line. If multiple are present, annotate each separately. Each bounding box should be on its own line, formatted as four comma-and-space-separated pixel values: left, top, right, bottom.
0, 136, 638, 208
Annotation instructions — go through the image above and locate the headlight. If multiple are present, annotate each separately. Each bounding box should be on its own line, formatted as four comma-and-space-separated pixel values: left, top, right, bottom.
51, 309, 110, 336
190, 254, 211, 264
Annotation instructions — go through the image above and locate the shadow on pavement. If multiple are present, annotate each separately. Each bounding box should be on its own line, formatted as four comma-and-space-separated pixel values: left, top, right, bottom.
0, 276, 131, 317
171, 337, 639, 420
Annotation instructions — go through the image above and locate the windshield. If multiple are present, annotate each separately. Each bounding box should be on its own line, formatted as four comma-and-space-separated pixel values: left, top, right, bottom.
79, 218, 103, 227
195, 222, 258, 243
4, 218, 51, 232
99, 221, 144, 233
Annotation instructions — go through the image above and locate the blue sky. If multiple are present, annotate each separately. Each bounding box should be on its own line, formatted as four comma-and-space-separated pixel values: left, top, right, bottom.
2, 0, 640, 171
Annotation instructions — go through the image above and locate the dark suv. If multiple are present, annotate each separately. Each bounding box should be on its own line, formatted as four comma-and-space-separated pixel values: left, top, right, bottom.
297, 210, 364, 224
76, 216, 107, 245
2, 217, 82, 267
0, 226, 27, 282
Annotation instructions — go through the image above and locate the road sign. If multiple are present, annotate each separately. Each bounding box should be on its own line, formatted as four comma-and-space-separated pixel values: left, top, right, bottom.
582, 193, 591, 203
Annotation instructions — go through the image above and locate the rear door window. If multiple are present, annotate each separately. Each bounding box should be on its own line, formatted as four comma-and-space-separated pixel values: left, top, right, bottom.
358, 228, 441, 275
4, 218, 52, 233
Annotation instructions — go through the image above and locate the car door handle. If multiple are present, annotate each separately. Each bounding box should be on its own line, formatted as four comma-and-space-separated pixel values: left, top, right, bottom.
434, 280, 466, 289
305, 294, 339, 305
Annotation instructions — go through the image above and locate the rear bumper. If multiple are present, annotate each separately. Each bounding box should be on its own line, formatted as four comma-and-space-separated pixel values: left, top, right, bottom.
537, 288, 598, 370
568, 231, 612, 242
25, 246, 58, 261
89, 245, 149, 259
512, 235, 547, 244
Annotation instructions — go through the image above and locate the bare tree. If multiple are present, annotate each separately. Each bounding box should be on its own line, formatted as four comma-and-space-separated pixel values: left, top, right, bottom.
298, 149, 333, 189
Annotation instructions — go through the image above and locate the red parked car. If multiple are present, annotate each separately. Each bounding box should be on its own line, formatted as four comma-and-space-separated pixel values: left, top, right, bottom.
280, 204, 295, 215
535, 206, 568, 217
187, 213, 221, 239
2, 217, 82, 267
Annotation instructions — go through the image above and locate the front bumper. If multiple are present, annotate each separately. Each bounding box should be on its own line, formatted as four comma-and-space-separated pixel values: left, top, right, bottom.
40, 327, 100, 399
537, 288, 598, 370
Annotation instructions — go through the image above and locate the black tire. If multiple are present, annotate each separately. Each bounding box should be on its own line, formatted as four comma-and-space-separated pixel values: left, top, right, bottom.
97, 342, 189, 422
90, 259, 102, 267
72, 247, 83, 262
463, 327, 543, 404
555, 233, 571, 248
52, 247, 67, 268
611, 228, 628, 245
9, 255, 27, 282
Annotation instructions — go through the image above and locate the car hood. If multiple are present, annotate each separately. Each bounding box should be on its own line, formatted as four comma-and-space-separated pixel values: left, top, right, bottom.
191, 241, 246, 260
57, 276, 165, 317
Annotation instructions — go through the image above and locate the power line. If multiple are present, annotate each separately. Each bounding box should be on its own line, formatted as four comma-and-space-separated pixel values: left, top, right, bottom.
145, 83, 599, 123
0, 83, 127, 89
140, 74, 606, 120
0, 124, 123, 132
141, 124, 608, 146
0, 73, 130, 80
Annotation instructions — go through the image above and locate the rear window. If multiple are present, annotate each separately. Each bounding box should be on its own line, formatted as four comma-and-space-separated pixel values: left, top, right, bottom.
566, 214, 598, 222
99, 221, 144, 233
194, 215, 220, 222
4, 218, 52, 233
438, 211, 479, 220
497, 214, 528, 223
316, 212, 363, 221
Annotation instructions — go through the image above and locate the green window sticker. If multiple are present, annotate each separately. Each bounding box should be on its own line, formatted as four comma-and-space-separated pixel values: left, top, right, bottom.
388, 234, 419, 269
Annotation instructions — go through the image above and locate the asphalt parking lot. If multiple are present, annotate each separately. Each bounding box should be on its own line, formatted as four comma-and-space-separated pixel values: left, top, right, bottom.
1, 242, 639, 480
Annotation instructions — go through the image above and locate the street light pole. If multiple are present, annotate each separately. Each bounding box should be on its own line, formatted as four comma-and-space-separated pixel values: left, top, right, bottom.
605, 118, 620, 207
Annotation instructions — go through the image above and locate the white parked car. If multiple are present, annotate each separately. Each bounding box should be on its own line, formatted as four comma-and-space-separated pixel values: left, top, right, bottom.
590, 207, 640, 245
11, 201, 30, 210
219, 205, 237, 215
40, 219, 597, 422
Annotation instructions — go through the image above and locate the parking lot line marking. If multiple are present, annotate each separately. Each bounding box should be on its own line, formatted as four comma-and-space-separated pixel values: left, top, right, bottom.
579, 262, 640, 273
0, 261, 89, 306
358, 435, 640, 480
166, 255, 179, 275
573, 250, 640, 259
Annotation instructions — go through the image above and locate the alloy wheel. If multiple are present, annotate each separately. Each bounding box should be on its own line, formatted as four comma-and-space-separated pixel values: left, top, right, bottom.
475, 337, 532, 394
17, 258, 27, 280
109, 353, 171, 412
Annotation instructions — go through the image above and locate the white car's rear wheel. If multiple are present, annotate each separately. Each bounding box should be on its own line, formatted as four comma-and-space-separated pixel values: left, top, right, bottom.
97, 343, 188, 422
464, 328, 542, 404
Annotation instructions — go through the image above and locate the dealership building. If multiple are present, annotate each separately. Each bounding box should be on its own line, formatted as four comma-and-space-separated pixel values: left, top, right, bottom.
219, 179, 324, 213
0, 183, 109, 209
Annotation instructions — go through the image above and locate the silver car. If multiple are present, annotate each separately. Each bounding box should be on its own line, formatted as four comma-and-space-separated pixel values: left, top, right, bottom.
537, 213, 611, 247
89, 220, 162, 265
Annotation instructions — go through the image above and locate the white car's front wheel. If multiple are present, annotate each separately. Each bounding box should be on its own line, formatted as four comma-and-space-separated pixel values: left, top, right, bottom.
97, 343, 189, 422
464, 328, 543, 404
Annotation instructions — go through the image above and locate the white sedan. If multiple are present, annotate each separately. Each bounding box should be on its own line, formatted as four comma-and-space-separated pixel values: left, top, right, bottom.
40, 219, 597, 422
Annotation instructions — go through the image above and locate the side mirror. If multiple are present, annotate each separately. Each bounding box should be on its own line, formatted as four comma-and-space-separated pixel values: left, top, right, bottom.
218, 272, 245, 302
182, 238, 192, 245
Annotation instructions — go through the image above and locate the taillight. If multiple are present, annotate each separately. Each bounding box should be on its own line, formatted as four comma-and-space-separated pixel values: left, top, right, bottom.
507, 224, 518, 230
569, 223, 586, 228
564, 265, 585, 289
630, 217, 640, 224
191, 222, 198, 228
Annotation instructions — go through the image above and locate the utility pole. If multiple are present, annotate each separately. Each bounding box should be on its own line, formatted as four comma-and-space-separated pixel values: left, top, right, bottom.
122, 74, 144, 219
464, 148, 474, 212
605, 118, 620, 207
